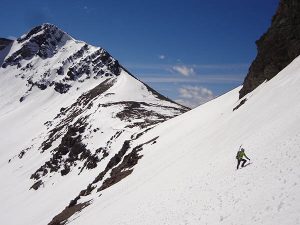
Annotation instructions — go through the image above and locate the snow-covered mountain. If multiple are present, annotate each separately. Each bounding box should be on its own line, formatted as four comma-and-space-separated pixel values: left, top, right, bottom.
0, 23, 188, 225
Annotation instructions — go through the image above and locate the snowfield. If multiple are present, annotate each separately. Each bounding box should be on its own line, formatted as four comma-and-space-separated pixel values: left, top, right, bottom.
70, 56, 300, 225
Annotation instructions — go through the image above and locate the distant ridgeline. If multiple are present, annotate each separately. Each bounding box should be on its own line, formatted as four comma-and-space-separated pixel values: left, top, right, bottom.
239, 0, 300, 98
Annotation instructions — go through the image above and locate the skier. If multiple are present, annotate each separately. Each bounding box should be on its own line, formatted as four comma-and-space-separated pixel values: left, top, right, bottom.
236, 146, 250, 169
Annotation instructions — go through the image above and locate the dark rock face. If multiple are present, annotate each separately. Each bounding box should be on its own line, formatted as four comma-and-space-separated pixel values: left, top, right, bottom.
54, 82, 72, 94
64, 47, 121, 81
98, 136, 158, 192
0, 38, 13, 66
239, 0, 300, 98
0, 38, 13, 51
99, 101, 181, 129
48, 202, 90, 225
2, 24, 67, 68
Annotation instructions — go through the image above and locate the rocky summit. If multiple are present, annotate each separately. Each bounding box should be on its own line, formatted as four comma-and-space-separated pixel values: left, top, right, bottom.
239, 0, 300, 98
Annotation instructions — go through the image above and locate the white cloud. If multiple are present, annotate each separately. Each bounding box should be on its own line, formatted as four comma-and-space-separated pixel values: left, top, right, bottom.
141, 75, 243, 84
176, 86, 215, 108
125, 62, 248, 71
159, 55, 165, 60
172, 65, 195, 76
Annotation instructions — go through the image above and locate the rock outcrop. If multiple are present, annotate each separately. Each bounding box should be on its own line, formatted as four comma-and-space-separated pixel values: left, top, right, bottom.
0, 38, 13, 51
0, 38, 13, 66
239, 0, 300, 98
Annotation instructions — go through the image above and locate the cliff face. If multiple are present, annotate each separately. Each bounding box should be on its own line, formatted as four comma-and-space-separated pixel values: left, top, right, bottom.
239, 0, 300, 98
0, 38, 13, 66
0, 38, 13, 50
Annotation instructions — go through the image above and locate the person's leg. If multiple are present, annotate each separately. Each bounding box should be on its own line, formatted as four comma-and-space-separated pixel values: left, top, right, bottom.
241, 159, 247, 167
237, 160, 241, 169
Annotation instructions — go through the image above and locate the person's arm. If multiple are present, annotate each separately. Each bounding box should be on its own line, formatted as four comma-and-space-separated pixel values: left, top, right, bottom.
244, 153, 250, 160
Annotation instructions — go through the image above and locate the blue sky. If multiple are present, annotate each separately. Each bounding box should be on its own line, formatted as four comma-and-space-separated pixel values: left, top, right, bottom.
1, 0, 279, 107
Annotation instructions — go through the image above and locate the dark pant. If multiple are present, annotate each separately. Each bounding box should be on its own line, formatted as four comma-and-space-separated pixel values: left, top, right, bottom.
237, 159, 247, 169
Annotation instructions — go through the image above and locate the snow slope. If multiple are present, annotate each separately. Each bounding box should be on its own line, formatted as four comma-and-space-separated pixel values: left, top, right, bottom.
1, 23, 299, 225
66, 56, 300, 225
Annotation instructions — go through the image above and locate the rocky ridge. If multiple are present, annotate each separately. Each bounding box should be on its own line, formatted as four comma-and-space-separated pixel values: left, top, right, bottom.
239, 0, 300, 98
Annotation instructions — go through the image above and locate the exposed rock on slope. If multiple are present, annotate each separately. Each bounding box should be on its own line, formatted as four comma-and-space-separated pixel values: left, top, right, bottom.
0, 38, 13, 66
239, 0, 300, 98
0, 38, 13, 51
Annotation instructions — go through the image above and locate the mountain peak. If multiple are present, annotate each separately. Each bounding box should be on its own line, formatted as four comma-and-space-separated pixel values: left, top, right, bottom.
0, 23, 124, 95
0, 23, 183, 111
17, 23, 71, 44
2, 23, 74, 71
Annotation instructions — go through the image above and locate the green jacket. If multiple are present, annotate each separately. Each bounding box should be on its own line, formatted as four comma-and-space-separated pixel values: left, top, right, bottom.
236, 150, 250, 160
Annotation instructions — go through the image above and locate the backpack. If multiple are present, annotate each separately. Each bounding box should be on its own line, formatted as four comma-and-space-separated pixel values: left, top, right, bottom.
236, 151, 243, 160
